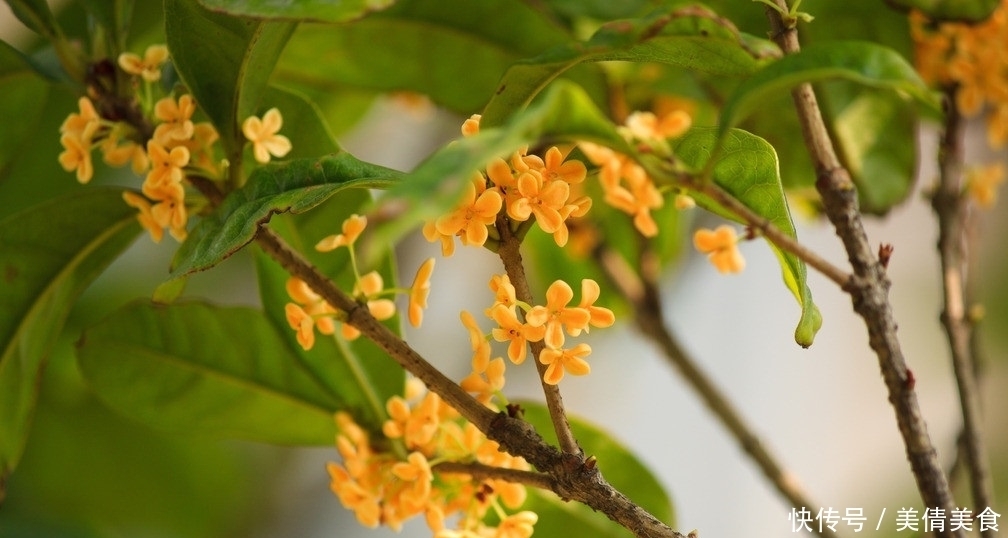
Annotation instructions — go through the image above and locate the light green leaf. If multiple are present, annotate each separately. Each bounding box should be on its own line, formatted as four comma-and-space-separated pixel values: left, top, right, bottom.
76, 301, 339, 444
672, 128, 822, 347
540, 0, 651, 21
718, 40, 942, 139
519, 402, 674, 537
170, 151, 403, 277
276, 0, 604, 114
885, 0, 999, 22
164, 0, 297, 157
482, 5, 777, 127
197, 0, 394, 22
0, 188, 140, 479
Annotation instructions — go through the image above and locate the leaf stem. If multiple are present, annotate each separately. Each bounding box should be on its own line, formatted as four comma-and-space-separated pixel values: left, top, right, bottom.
764, 3, 960, 534
931, 86, 994, 535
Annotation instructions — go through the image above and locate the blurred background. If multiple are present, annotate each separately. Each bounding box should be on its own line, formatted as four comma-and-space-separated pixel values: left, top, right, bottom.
1, 2, 1006, 537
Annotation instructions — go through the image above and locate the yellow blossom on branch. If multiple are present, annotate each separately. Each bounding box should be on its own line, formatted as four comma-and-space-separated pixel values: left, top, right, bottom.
117, 44, 170, 82
408, 258, 435, 327
489, 303, 545, 365
153, 94, 196, 144
539, 342, 592, 385
434, 176, 503, 247
122, 191, 164, 243
525, 280, 591, 349
242, 107, 292, 163
693, 225, 746, 274
316, 213, 368, 251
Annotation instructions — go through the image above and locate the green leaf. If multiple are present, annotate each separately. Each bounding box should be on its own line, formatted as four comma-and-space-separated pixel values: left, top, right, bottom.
540, 0, 651, 21
885, 0, 999, 22
481, 5, 777, 127
78, 0, 134, 48
4, 0, 62, 38
250, 84, 404, 432
76, 301, 339, 444
170, 151, 403, 277
718, 40, 942, 139
276, 0, 603, 114
519, 402, 674, 537
672, 128, 822, 347
164, 0, 297, 157
382, 80, 629, 243
0, 188, 140, 479
197, 0, 395, 22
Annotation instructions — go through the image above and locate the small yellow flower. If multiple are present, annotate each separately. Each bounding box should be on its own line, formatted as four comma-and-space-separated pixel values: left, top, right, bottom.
316, 214, 368, 252
117, 44, 170, 82
574, 279, 615, 335
461, 114, 481, 137
143, 141, 189, 194
390, 452, 433, 511
539, 343, 592, 385
489, 304, 545, 365
408, 258, 435, 327
966, 163, 1005, 208
285, 303, 316, 350
242, 107, 292, 163
58, 128, 97, 184
122, 191, 163, 243
153, 94, 196, 144
509, 170, 570, 233
434, 178, 503, 247
674, 193, 696, 210
460, 357, 506, 404
693, 225, 746, 274
60, 96, 101, 138
496, 511, 538, 538
460, 310, 491, 373
525, 280, 591, 349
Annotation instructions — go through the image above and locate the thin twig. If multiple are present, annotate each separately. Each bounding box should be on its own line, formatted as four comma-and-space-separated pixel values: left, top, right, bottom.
764, 3, 960, 534
931, 86, 994, 533
595, 246, 839, 538
495, 214, 581, 456
433, 461, 555, 490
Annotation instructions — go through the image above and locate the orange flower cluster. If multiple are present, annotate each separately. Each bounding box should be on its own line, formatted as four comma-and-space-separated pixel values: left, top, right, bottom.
424, 115, 591, 254
327, 380, 535, 537
285, 214, 435, 350
59, 43, 292, 242
911, 1, 1008, 147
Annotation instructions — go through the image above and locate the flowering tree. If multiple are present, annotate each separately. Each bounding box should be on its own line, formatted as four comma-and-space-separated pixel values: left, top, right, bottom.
1, 0, 1005, 537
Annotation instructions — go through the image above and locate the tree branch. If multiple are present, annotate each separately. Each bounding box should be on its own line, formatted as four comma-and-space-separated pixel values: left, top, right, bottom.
594, 245, 839, 538
931, 87, 994, 534
433, 461, 555, 491
495, 214, 581, 456
764, 4, 960, 534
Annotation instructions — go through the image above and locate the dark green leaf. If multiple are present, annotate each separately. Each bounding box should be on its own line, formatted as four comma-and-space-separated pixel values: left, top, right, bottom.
77, 301, 339, 444
540, 0, 651, 21
672, 128, 822, 347
0, 188, 140, 478
519, 402, 674, 536
276, 0, 604, 114
718, 40, 942, 139
170, 151, 403, 276
164, 0, 296, 157
78, 0, 135, 48
481, 5, 777, 127
885, 0, 999, 22
4, 0, 62, 38
197, 0, 394, 22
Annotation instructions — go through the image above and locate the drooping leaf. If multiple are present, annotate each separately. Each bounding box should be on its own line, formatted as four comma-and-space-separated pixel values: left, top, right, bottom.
170, 151, 403, 277
164, 0, 296, 157
0, 188, 140, 479
718, 40, 942, 139
250, 84, 404, 432
197, 0, 394, 22
518, 402, 674, 537
481, 5, 778, 127
885, 0, 1000, 22
76, 301, 339, 444
276, 0, 606, 114
381, 80, 630, 244
672, 128, 822, 347
4, 0, 62, 38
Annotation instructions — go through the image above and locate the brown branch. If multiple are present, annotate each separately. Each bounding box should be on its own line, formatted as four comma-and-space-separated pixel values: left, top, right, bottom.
595, 246, 839, 538
433, 461, 555, 490
931, 87, 994, 534
764, 3, 960, 534
495, 214, 581, 456
255, 225, 688, 538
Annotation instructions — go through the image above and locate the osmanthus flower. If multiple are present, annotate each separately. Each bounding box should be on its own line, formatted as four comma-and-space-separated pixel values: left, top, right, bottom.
486, 273, 519, 314
539, 342, 593, 384
509, 170, 570, 233
537, 145, 587, 185
283, 277, 339, 350
496, 511, 539, 538
152, 94, 196, 144
489, 304, 545, 365
601, 161, 663, 237
117, 44, 170, 82
408, 258, 436, 327
390, 451, 434, 512
143, 141, 190, 194
460, 357, 506, 404
100, 129, 149, 175
573, 278, 615, 336
242, 107, 292, 163
460, 310, 491, 373
486, 157, 523, 219
621, 109, 692, 141
354, 270, 397, 322
60, 96, 101, 139
122, 191, 164, 243
383, 392, 441, 449
461, 113, 481, 137
525, 279, 592, 349
966, 162, 1005, 208
146, 180, 188, 241
316, 213, 368, 251
693, 225, 746, 274
58, 125, 98, 183
434, 175, 503, 247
